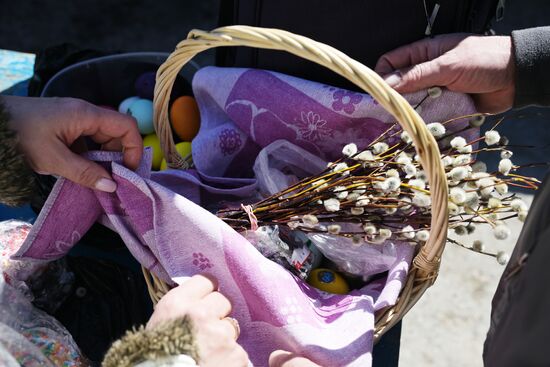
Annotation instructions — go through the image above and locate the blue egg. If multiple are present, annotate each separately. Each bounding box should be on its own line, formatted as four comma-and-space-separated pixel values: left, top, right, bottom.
128, 99, 154, 135
118, 96, 139, 113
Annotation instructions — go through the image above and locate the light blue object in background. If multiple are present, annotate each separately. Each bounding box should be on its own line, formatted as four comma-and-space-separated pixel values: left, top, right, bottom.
0, 49, 37, 222
0, 49, 35, 93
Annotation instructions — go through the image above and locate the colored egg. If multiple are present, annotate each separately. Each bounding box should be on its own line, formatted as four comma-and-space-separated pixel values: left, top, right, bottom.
169, 96, 200, 141
135, 71, 156, 100
160, 158, 168, 171
307, 268, 349, 295
98, 105, 116, 111
143, 134, 164, 170
118, 96, 139, 113
128, 99, 154, 135
159, 142, 192, 171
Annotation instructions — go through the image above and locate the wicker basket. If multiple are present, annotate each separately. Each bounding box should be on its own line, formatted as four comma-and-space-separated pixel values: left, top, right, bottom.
147, 25, 449, 341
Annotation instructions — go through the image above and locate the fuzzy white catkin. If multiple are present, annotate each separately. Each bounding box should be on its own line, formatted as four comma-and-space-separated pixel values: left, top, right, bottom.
342, 143, 358, 157
453, 154, 472, 167
396, 152, 412, 164
450, 187, 467, 204
323, 198, 340, 212
498, 158, 513, 175
442, 156, 454, 167
374, 180, 389, 192
428, 86, 443, 98
386, 169, 400, 178
500, 150, 513, 159
471, 161, 488, 173
302, 214, 319, 227
469, 115, 486, 127
511, 199, 528, 212
356, 150, 374, 162
401, 131, 412, 144
518, 210, 528, 222
494, 223, 511, 240
495, 183, 508, 195
412, 193, 431, 207
351, 207, 365, 215
454, 225, 467, 236
488, 197, 502, 208
477, 177, 495, 196
451, 136, 467, 149
485, 130, 501, 146
427, 122, 446, 137
401, 225, 415, 239
408, 178, 426, 190
400, 196, 412, 210
457, 145, 473, 154
356, 196, 370, 207
496, 251, 509, 265
334, 186, 349, 200
379, 228, 392, 238
448, 201, 460, 215
332, 162, 350, 175
363, 223, 377, 235
449, 166, 469, 181
327, 224, 341, 234
403, 163, 417, 177
416, 230, 430, 241
372, 142, 389, 155
464, 192, 480, 208
386, 177, 401, 191
472, 240, 484, 252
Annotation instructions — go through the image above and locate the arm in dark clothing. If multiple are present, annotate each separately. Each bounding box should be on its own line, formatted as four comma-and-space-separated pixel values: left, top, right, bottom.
511, 26, 550, 108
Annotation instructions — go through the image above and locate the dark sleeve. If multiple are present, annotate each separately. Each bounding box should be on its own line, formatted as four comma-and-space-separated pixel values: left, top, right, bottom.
511, 26, 550, 108
0, 99, 37, 206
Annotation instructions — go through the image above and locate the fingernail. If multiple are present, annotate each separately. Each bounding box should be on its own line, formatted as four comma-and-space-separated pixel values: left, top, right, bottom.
95, 178, 117, 192
384, 71, 402, 88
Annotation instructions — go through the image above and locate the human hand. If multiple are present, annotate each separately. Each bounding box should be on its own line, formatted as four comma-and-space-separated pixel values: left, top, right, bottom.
269, 350, 322, 367
147, 275, 248, 367
3, 96, 143, 192
375, 34, 516, 113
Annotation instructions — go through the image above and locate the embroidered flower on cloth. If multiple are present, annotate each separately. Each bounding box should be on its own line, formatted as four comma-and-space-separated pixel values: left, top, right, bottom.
296, 111, 330, 141
332, 90, 363, 114
219, 128, 242, 156
192, 252, 213, 270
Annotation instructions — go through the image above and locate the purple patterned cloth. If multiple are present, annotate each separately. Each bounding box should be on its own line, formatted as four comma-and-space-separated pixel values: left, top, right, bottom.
13, 67, 477, 366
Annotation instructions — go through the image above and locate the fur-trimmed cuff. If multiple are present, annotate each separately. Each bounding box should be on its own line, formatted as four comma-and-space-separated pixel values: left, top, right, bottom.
0, 99, 36, 206
102, 316, 199, 367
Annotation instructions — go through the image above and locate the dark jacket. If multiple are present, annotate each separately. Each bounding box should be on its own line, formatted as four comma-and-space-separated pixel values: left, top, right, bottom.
217, 0, 501, 89
483, 26, 550, 367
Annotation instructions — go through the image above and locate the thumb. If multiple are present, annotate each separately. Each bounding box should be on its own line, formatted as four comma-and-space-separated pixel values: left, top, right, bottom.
51, 149, 117, 192
383, 58, 449, 94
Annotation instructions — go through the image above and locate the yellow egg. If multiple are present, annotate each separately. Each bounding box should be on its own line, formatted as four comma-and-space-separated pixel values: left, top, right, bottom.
160, 159, 168, 171
143, 134, 164, 170
307, 268, 349, 294
159, 142, 192, 171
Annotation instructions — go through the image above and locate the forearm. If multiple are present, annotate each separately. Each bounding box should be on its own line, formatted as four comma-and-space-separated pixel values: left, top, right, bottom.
0, 97, 36, 206
511, 26, 550, 108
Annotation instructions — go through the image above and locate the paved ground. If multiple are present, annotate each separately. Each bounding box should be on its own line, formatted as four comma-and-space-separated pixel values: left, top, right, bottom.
400, 193, 533, 367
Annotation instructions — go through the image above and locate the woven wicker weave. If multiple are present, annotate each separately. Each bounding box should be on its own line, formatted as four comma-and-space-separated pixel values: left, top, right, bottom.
148, 25, 448, 340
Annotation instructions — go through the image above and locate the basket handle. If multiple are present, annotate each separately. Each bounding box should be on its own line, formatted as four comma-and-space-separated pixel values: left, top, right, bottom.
153, 25, 447, 282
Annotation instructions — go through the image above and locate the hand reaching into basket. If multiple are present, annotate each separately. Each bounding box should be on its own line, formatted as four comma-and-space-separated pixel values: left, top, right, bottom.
2, 95, 143, 193
147, 274, 249, 367
375, 34, 515, 114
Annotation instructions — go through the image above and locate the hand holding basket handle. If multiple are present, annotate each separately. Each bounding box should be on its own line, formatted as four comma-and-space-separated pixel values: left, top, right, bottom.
152, 25, 449, 339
